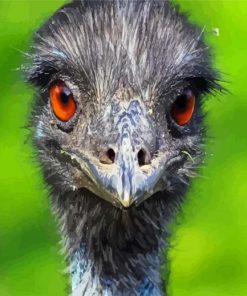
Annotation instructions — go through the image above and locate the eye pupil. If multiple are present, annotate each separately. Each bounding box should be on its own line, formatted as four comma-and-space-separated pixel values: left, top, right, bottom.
175, 95, 187, 110
60, 92, 69, 104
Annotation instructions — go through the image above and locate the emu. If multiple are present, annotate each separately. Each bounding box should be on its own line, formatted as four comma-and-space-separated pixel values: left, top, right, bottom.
26, 0, 220, 295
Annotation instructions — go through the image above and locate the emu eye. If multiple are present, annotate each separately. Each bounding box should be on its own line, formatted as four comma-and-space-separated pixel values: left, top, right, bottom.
50, 80, 76, 122
171, 89, 195, 126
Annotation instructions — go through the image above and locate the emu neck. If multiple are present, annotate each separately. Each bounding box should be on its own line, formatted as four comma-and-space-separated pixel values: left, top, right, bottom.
70, 240, 163, 295
57, 190, 174, 295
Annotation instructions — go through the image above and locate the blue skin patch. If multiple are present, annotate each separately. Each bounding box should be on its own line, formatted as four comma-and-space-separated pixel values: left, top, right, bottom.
70, 246, 87, 291
101, 275, 157, 295
138, 277, 156, 296
72, 247, 158, 295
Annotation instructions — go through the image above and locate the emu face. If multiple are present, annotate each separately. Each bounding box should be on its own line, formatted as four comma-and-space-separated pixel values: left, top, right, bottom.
28, 1, 218, 209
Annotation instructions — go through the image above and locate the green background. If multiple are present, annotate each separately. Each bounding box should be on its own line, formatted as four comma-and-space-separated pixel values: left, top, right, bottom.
0, 1, 246, 295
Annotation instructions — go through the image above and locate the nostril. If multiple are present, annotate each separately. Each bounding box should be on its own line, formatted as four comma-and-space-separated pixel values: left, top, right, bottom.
99, 148, 115, 164
137, 148, 151, 166
107, 148, 115, 163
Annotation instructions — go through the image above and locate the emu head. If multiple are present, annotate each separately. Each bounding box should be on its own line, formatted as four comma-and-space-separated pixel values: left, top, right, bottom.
27, 0, 219, 210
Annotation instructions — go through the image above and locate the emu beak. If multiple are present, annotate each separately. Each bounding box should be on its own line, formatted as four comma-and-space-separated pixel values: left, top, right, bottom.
67, 145, 167, 209
64, 100, 170, 209
110, 123, 166, 208
64, 136, 168, 209
113, 131, 137, 208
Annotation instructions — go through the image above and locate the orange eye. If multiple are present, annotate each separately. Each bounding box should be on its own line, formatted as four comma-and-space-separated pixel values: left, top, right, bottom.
171, 89, 195, 126
50, 80, 76, 122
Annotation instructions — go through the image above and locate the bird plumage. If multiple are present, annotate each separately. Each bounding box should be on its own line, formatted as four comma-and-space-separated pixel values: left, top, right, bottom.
25, 0, 220, 295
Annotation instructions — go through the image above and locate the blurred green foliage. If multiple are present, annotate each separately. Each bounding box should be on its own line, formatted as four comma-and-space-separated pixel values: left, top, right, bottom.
0, 1, 246, 295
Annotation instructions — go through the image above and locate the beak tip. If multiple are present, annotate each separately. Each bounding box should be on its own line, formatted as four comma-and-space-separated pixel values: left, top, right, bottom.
120, 197, 134, 208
